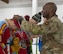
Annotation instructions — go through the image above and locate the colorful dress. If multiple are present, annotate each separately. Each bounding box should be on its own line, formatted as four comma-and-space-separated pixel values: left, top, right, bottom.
0, 20, 10, 54
10, 30, 30, 54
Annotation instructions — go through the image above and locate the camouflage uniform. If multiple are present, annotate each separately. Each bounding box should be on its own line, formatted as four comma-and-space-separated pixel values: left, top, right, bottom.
21, 16, 63, 54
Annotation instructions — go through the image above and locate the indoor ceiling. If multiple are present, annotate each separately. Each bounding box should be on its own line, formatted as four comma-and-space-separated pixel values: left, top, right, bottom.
0, 0, 63, 8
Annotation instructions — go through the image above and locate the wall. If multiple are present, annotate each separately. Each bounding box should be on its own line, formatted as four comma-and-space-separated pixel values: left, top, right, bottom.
0, 7, 32, 20
56, 5, 63, 23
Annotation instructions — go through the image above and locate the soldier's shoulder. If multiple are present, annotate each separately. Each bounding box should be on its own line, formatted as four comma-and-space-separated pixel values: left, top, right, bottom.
51, 16, 61, 24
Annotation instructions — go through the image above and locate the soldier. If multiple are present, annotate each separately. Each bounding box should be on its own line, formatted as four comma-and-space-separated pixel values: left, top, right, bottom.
20, 2, 63, 54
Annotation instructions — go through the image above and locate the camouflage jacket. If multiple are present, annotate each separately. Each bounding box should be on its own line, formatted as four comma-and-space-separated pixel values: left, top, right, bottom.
21, 16, 63, 44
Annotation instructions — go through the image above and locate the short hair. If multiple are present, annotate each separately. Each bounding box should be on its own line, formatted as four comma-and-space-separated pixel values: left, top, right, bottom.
44, 2, 57, 13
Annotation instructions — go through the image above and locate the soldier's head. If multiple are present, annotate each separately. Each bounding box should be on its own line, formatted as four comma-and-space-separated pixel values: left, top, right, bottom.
42, 2, 57, 19
29, 12, 41, 24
